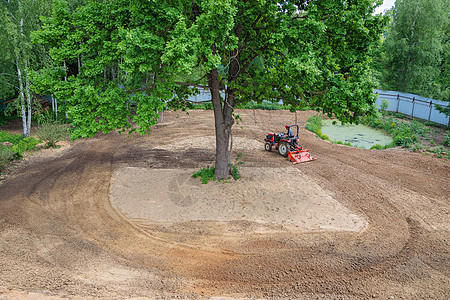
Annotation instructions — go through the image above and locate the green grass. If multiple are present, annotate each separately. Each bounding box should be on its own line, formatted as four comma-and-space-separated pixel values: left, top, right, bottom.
193, 154, 243, 184
305, 115, 332, 141
0, 131, 41, 171
361, 113, 430, 148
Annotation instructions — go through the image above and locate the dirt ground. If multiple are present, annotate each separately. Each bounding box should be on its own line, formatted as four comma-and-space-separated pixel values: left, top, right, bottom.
0, 109, 449, 299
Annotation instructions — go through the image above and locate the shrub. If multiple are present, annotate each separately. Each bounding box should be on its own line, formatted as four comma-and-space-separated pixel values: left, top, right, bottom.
35, 123, 70, 148
305, 115, 322, 133
379, 99, 389, 116
0, 132, 40, 171
35, 111, 70, 148
361, 115, 429, 148
193, 154, 243, 184
193, 102, 213, 110
0, 145, 16, 170
443, 133, 450, 146
370, 144, 384, 150
193, 166, 216, 184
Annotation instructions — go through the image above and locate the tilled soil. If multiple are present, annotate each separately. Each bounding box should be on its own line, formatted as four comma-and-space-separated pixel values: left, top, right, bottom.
0, 109, 449, 299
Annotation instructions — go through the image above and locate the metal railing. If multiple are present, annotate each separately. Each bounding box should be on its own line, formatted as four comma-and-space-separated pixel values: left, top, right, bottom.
375, 89, 449, 127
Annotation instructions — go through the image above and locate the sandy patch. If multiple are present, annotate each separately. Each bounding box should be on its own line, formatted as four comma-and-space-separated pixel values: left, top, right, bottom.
159, 136, 263, 152
110, 167, 367, 235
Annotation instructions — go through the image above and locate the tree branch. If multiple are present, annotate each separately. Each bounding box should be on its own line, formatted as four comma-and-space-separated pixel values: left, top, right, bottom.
124, 82, 208, 93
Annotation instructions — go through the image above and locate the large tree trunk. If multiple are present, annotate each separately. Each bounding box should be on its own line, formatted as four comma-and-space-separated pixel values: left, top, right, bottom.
208, 68, 234, 179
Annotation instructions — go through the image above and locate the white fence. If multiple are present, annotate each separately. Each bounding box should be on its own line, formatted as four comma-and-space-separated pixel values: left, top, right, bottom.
375, 89, 449, 126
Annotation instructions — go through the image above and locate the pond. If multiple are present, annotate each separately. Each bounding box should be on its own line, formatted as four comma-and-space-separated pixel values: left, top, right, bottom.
321, 119, 393, 149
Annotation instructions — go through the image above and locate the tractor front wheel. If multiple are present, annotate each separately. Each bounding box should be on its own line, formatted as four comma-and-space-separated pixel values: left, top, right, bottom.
264, 142, 272, 152
278, 142, 289, 157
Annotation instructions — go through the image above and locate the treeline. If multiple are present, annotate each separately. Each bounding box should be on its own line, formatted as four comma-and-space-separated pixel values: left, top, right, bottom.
372, 0, 449, 105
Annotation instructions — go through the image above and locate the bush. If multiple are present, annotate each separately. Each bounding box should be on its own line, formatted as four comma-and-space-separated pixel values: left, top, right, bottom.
443, 133, 450, 146
370, 144, 384, 150
361, 115, 429, 148
193, 154, 243, 184
193, 102, 213, 110
0, 145, 16, 170
305, 115, 323, 133
379, 99, 389, 116
35, 123, 70, 148
0, 132, 40, 171
35, 111, 70, 148
193, 166, 216, 184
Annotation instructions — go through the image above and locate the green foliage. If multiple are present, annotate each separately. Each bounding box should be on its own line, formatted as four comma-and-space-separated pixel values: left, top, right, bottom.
35, 111, 70, 148
379, 99, 389, 116
192, 102, 213, 110
0, 131, 40, 170
192, 166, 216, 184
443, 132, 450, 146
33, 0, 388, 178
370, 144, 384, 150
235, 101, 305, 111
0, 112, 20, 126
377, 0, 449, 102
230, 153, 243, 180
0, 144, 16, 170
361, 114, 430, 148
305, 115, 323, 134
193, 153, 243, 184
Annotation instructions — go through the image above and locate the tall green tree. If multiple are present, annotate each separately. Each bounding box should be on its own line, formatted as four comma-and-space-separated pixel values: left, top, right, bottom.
35, 0, 387, 179
380, 0, 449, 101
0, 0, 52, 136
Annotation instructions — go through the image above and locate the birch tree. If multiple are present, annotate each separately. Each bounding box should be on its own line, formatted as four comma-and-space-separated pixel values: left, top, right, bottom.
0, 0, 51, 137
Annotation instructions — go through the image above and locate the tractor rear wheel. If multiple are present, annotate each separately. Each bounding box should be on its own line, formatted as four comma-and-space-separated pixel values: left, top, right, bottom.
264, 142, 272, 152
278, 142, 289, 157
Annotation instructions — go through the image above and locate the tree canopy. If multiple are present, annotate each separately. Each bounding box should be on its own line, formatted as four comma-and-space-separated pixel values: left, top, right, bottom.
33, 0, 387, 178
378, 0, 449, 102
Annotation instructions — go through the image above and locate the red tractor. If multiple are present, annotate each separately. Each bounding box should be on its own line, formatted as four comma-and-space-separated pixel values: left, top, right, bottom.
264, 125, 316, 164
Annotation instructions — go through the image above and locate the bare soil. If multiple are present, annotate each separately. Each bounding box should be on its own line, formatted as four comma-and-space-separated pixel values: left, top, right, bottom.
0, 110, 449, 299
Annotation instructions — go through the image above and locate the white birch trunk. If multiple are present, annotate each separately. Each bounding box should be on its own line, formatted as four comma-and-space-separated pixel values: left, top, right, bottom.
17, 58, 28, 137
16, 15, 30, 137
25, 60, 32, 136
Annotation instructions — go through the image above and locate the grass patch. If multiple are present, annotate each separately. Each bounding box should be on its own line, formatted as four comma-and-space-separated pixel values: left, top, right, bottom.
193, 154, 243, 184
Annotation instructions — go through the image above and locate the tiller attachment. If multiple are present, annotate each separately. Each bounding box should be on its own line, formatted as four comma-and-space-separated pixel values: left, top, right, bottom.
288, 147, 316, 164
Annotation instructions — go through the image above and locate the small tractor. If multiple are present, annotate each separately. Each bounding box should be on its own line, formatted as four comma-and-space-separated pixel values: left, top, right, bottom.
264, 125, 316, 164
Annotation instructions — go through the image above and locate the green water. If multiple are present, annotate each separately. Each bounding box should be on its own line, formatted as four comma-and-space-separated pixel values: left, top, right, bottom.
321, 119, 393, 149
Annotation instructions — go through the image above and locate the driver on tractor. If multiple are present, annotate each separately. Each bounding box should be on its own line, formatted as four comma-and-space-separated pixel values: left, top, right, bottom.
276, 125, 293, 142
285, 125, 294, 137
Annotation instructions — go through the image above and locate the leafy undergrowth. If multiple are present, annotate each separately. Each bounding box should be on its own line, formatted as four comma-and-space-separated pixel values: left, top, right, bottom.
0, 131, 41, 172
35, 111, 70, 148
306, 113, 449, 159
193, 154, 244, 184
361, 112, 449, 158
